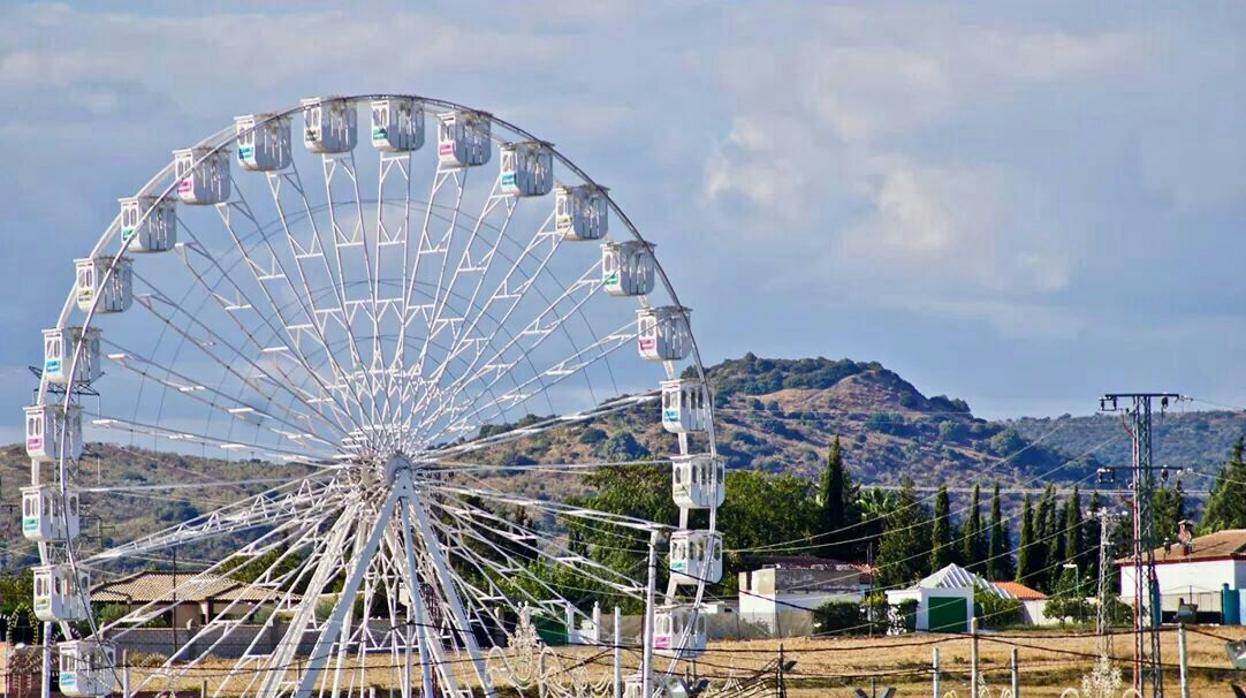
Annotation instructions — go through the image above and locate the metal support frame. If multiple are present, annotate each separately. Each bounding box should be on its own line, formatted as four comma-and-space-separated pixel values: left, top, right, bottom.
1100, 392, 1181, 698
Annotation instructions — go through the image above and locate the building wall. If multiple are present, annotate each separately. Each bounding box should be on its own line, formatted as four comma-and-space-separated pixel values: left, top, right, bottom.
1120, 559, 1243, 597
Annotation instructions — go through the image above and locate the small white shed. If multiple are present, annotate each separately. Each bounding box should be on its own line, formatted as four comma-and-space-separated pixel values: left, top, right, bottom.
886, 564, 978, 632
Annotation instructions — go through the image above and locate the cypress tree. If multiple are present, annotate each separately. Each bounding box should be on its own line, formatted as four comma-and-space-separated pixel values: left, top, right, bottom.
1203, 437, 1246, 533
1035, 484, 1056, 589
875, 477, 932, 588
1064, 486, 1084, 569
1017, 494, 1037, 584
1086, 490, 1103, 584
987, 482, 1008, 581
816, 436, 859, 559
961, 484, 984, 573
931, 485, 955, 571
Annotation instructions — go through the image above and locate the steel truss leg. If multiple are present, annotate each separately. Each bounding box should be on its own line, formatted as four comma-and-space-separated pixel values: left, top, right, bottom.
292, 491, 401, 698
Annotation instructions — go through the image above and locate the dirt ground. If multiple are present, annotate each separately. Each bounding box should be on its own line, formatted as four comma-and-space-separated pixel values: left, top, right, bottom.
117, 626, 1246, 696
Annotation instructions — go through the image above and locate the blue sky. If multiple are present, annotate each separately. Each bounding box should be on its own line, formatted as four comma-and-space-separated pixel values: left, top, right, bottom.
1, 1, 1244, 428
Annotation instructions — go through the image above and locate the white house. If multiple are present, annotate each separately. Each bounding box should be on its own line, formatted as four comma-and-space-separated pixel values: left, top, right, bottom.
1118, 527, 1246, 624
886, 564, 978, 632
737, 556, 870, 631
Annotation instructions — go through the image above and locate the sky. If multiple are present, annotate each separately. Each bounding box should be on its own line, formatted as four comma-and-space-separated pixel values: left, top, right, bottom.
1, 1, 1244, 428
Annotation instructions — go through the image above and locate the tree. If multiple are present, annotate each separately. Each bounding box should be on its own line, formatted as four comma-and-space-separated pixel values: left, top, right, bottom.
1033, 484, 1057, 590
816, 436, 860, 560
930, 485, 956, 571
1046, 564, 1091, 625
961, 484, 986, 574
855, 487, 897, 551
1063, 486, 1085, 571
1152, 482, 1188, 546
1017, 495, 1038, 585
1202, 437, 1246, 533
720, 470, 820, 559
987, 483, 1013, 581
875, 477, 932, 588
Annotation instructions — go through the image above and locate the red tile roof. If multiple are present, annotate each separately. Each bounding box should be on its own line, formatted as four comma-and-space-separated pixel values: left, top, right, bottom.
993, 581, 1047, 601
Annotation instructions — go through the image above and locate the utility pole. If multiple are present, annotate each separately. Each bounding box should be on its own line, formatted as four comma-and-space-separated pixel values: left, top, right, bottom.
641, 529, 661, 698
1099, 392, 1182, 698
1095, 508, 1117, 654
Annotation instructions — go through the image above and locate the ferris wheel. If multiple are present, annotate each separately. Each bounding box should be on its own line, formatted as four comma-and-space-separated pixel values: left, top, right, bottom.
22, 94, 723, 698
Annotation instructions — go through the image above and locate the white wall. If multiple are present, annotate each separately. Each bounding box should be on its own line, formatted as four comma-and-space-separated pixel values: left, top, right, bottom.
1120, 559, 1241, 598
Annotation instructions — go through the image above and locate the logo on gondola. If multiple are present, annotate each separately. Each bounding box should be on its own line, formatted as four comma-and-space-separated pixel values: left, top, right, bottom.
27, 437, 43, 452
45, 359, 62, 375
372, 127, 387, 141
604, 272, 619, 286
439, 143, 454, 155
23, 517, 37, 532
238, 146, 254, 161
663, 408, 680, 423
177, 179, 192, 194
639, 337, 657, 352
653, 636, 671, 649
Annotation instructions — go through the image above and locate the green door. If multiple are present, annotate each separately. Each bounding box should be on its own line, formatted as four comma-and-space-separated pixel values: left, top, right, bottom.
927, 596, 968, 633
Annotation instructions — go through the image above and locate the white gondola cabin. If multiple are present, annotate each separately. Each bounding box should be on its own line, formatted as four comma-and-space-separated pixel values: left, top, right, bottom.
25, 404, 83, 463
173, 147, 231, 205
671, 455, 725, 509
602, 240, 655, 296
622, 676, 644, 698
500, 141, 553, 197
556, 185, 608, 241
21, 485, 79, 542
661, 379, 710, 434
638, 306, 691, 362
33, 564, 89, 622
118, 195, 176, 253
302, 97, 357, 154
653, 605, 707, 659
669, 529, 723, 585
371, 98, 424, 152
75, 256, 132, 313
437, 110, 491, 168
58, 640, 116, 698
234, 113, 292, 171
43, 326, 101, 386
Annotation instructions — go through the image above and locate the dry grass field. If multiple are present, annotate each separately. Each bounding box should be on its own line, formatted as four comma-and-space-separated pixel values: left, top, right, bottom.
113, 626, 1246, 696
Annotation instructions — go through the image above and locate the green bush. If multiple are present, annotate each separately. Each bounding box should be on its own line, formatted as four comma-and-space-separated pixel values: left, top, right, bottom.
812, 601, 864, 635
975, 589, 1025, 628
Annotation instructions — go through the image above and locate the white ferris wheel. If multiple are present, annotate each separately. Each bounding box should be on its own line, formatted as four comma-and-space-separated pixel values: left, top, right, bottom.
22, 94, 723, 698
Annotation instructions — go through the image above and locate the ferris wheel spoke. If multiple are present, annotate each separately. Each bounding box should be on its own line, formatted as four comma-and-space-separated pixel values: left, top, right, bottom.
428, 480, 658, 533
103, 501, 332, 641
100, 340, 337, 455
84, 409, 327, 463
429, 457, 671, 476
422, 353, 652, 458
171, 218, 362, 441
411, 262, 614, 440
129, 270, 357, 443
132, 505, 349, 697
218, 177, 374, 434
399, 209, 561, 434
84, 474, 342, 564
395, 168, 469, 430
317, 152, 393, 427
430, 493, 645, 597
373, 151, 414, 424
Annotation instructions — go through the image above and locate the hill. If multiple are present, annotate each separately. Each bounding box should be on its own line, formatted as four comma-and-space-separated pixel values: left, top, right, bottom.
477, 354, 1099, 492
5, 355, 1241, 571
